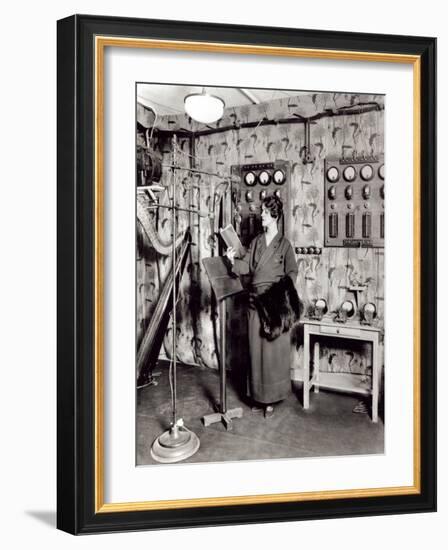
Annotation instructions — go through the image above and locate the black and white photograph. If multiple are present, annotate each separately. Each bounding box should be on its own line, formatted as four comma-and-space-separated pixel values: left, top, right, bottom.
0, 0, 440, 544
135, 83, 385, 465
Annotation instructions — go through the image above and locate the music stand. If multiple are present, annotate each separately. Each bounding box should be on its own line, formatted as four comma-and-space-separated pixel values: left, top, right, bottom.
202, 257, 244, 430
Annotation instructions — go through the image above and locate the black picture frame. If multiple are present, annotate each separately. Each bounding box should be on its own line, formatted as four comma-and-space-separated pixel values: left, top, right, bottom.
57, 14, 436, 534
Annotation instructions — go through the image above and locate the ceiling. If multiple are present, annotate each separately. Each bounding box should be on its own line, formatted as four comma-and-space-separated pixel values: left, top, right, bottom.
137, 83, 309, 117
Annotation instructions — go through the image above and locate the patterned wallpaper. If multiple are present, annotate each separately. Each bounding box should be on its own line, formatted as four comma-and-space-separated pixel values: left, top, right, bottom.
136, 91, 385, 383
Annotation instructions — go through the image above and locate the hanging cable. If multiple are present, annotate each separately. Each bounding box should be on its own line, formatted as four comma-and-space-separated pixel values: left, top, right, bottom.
137, 198, 184, 255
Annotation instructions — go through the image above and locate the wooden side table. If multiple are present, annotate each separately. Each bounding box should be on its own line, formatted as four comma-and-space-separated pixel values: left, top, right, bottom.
301, 319, 382, 422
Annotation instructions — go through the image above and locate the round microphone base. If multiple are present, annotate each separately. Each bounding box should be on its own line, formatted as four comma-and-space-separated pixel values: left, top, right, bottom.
150, 424, 200, 464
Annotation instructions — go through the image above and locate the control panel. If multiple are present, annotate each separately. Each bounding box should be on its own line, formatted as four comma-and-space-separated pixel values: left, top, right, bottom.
324, 155, 384, 248
231, 161, 291, 247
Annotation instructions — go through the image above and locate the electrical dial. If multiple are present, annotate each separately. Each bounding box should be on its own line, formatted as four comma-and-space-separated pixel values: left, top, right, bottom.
360, 164, 374, 181
343, 166, 357, 182
273, 169, 286, 184
244, 171, 256, 186
258, 170, 271, 185
326, 166, 340, 183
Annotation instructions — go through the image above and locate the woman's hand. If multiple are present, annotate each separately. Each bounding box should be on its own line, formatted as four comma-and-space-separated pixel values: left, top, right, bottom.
224, 246, 236, 265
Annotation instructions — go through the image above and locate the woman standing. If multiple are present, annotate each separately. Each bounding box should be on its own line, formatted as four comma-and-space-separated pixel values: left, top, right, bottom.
225, 195, 300, 417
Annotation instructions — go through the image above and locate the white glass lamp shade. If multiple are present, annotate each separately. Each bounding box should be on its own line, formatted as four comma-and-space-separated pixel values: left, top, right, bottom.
184, 92, 225, 124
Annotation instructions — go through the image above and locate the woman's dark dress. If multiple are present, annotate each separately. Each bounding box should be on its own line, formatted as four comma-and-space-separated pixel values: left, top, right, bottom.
231, 232, 298, 404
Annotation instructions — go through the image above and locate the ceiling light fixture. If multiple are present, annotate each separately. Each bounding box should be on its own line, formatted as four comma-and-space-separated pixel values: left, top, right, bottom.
184, 88, 225, 124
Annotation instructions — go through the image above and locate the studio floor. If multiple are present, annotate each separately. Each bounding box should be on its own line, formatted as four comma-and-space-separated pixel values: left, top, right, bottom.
136, 361, 384, 465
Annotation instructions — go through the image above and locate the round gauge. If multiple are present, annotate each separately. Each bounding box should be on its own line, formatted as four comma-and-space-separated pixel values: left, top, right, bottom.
328, 186, 336, 200
360, 164, 374, 181
258, 170, 271, 186
341, 300, 355, 317
343, 165, 357, 182
274, 190, 281, 198
344, 185, 353, 200
315, 298, 328, 314
259, 190, 267, 200
379, 164, 385, 180
326, 166, 340, 183
362, 302, 377, 325
245, 191, 254, 202
244, 171, 256, 186
273, 169, 285, 185
364, 302, 376, 316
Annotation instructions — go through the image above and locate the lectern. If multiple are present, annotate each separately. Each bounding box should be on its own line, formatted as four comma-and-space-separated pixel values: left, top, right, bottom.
202, 257, 244, 430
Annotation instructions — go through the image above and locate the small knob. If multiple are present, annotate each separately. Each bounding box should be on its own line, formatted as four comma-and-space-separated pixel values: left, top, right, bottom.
362, 184, 371, 199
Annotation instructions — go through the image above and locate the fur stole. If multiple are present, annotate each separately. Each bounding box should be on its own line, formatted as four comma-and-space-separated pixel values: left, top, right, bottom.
254, 276, 302, 341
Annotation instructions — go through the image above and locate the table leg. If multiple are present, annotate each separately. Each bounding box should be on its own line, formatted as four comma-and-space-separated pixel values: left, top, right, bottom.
313, 340, 320, 393
372, 333, 379, 423
303, 325, 310, 409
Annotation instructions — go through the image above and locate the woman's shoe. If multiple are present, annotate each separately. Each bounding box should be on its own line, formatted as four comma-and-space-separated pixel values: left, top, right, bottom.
264, 405, 274, 418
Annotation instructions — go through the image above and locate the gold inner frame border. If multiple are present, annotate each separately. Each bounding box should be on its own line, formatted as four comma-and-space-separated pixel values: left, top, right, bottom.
94, 35, 421, 513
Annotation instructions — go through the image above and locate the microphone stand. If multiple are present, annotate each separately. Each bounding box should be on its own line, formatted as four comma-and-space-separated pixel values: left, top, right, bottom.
150, 135, 200, 463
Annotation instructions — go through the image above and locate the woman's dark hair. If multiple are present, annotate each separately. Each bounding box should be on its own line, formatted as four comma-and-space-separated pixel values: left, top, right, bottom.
262, 194, 283, 220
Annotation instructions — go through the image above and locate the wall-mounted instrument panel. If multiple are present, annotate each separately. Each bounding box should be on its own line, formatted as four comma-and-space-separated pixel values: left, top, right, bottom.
324, 155, 384, 248
231, 160, 291, 247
